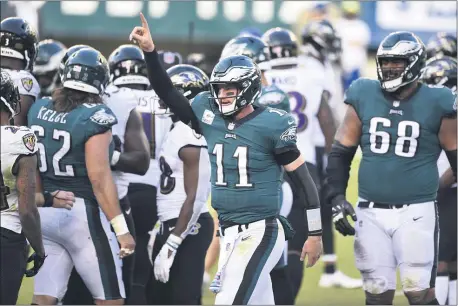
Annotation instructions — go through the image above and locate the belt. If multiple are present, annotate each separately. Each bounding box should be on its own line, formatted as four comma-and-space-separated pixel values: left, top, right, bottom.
358, 201, 410, 209
218, 217, 276, 237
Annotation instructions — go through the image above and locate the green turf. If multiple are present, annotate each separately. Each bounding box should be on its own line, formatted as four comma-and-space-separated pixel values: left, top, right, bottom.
17, 157, 409, 305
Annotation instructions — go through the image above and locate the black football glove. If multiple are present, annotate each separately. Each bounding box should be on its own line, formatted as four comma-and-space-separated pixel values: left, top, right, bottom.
25, 252, 47, 277
331, 195, 357, 236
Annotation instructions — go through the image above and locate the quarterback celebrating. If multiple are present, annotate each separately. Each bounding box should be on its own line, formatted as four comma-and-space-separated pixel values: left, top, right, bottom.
131, 13, 322, 305
324, 31, 457, 305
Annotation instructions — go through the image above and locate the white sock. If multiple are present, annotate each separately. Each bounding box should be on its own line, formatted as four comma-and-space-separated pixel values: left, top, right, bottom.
436, 276, 449, 305
448, 280, 456, 305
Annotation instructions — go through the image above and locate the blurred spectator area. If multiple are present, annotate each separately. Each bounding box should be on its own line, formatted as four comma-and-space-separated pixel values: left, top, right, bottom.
4, 1, 455, 74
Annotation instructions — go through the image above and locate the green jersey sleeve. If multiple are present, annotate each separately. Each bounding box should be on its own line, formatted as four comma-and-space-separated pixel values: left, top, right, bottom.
343, 78, 366, 113
436, 86, 457, 119
270, 110, 297, 153
82, 104, 118, 141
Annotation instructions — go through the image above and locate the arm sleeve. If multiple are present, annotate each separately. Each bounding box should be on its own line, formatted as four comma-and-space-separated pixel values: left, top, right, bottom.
144, 50, 201, 133
322, 141, 357, 204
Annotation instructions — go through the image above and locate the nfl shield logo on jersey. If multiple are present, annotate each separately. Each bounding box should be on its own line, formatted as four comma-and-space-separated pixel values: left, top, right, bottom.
21, 77, 33, 92
22, 133, 36, 152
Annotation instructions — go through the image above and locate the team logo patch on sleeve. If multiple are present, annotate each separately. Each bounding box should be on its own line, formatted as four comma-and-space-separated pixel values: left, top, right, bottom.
21, 77, 34, 92
90, 109, 116, 126
202, 109, 215, 125
22, 133, 36, 152
280, 126, 297, 142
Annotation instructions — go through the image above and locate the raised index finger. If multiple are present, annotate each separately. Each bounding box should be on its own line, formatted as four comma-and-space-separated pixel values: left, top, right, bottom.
140, 12, 149, 30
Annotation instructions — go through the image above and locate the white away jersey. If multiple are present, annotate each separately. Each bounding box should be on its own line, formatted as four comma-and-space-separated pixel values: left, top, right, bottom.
156, 121, 210, 227
1, 126, 38, 233
264, 58, 325, 164
125, 89, 172, 187
3, 68, 40, 99
104, 84, 138, 199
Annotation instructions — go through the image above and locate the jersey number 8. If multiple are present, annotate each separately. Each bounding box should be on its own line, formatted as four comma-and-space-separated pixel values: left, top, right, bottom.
288, 91, 308, 132
369, 117, 420, 158
31, 125, 75, 176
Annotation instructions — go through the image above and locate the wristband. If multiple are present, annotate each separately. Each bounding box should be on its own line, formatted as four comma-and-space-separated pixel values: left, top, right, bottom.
110, 214, 129, 236
166, 233, 183, 250
43, 192, 53, 208
111, 151, 121, 166
306, 208, 322, 236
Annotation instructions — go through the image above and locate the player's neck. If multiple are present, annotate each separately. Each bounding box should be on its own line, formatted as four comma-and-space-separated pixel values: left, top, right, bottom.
393, 81, 420, 100
0, 112, 11, 126
235, 105, 255, 121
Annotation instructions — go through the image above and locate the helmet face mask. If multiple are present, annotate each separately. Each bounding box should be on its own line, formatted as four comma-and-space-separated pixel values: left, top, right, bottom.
108, 45, 149, 87
33, 39, 67, 96
209, 55, 261, 117
262, 27, 298, 60
376, 31, 426, 93
0, 17, 38, 71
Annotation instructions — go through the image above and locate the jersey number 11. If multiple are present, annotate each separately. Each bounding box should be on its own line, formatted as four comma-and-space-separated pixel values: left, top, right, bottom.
213, 144, 253, 188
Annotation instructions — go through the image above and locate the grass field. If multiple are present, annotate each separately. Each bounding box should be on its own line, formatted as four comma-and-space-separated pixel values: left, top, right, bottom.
16, 156, 410, 305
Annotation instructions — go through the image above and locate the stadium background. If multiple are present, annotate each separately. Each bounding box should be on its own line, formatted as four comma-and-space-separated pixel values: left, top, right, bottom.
2, 1, 455, 305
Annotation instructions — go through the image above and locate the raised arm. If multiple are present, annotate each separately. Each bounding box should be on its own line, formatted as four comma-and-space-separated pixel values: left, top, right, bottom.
131, 13, 201, 133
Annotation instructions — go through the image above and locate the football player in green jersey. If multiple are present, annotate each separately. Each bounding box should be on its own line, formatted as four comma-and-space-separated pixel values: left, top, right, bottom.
220, 34, 295, 304
324, 31, 457, 305
131, 13, 322, 305
28, 48, 135, 305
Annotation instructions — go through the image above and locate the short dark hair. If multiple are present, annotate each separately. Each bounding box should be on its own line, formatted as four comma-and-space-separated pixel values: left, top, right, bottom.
52, 87, 103, 113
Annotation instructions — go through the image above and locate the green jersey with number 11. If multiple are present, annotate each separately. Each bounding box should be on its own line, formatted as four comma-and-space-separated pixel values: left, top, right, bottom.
191, 91, 297, 224
346, 78, 456, 204
28, 98, 117, 205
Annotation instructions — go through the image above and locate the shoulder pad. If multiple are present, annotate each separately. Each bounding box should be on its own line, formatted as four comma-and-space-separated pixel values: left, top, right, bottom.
426, 85, 457, 118
15, 71, 40, 98
88, 105, 118, 128
2, 126, 38, 155
344, 78, 377, 106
